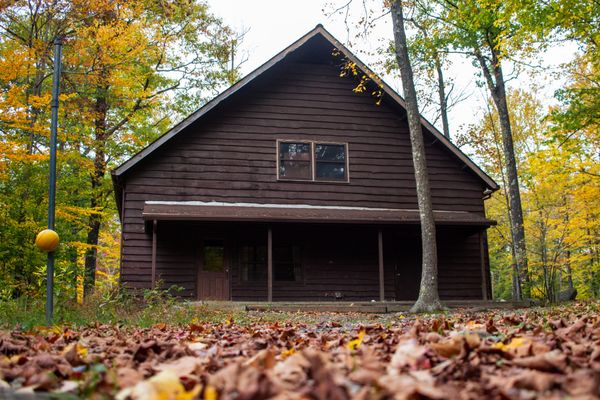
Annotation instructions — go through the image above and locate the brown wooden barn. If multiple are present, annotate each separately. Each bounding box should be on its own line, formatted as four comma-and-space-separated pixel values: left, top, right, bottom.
112, 25, 499, 303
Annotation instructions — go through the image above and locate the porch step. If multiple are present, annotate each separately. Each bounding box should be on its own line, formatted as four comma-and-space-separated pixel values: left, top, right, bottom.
242, 300, 532, 314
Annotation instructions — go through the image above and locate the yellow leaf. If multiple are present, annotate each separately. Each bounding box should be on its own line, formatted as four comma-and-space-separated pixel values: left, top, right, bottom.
280, 347, 296, 359
204, 385, 218, 400
493, 337, 531, 352
119, 370, 201, 400
465, 320, 486, 330
347, 329, 366, 351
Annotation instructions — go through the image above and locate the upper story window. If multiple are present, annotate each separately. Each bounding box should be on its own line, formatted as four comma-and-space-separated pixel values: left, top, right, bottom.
315, 143, 346, 181
278, 142, 312, 180
278, 140, 348, 182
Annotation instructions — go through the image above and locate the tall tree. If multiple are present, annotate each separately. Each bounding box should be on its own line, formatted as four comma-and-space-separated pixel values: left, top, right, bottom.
418, 0, 550, 300
404, 11, 453, 139
459, 88, 599, 301
0, 0, 238, 299
390, 0, 442, 312
547, 0, 599, 135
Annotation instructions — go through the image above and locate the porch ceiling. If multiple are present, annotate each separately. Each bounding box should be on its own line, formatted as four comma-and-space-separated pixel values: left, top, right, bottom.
142, 201, 496, 226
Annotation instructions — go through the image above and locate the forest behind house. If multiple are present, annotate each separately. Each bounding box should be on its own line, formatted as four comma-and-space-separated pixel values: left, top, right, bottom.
0, 0, 598, 306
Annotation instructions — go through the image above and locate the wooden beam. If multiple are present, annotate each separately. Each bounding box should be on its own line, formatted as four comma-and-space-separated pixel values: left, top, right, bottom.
267, 226, 273, 302
479, 231, 489, 300
151, 220, 157, 289
378, 228, 384, 301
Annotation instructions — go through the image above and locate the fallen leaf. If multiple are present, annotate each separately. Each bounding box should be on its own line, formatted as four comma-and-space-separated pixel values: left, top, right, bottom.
62, 343, 87, 366
512, 350, 568, 372
154, 356, 203, 377
388, 339, 429, 372
204, 385, 218, 400
346, 329, 366, 351
116, 367, 143, 388
117, 370, 201, 400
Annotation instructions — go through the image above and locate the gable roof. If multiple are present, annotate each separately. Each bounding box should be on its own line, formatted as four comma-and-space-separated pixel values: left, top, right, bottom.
112, 24, 499, 192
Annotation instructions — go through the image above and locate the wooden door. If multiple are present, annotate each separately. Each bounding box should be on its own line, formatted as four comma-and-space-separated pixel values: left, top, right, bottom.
394, 235, 422, 301
197, 239, 230, 300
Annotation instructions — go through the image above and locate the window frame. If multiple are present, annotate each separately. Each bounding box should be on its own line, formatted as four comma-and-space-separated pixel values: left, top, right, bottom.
276, 139, 350, 183
237, 243, 268, 283
237, 242, 305, 285
276, 140, 313, 181
273, 244, 303, 283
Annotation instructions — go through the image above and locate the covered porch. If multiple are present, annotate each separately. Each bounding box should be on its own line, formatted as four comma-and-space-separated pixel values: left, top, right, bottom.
142, 201, 494, 302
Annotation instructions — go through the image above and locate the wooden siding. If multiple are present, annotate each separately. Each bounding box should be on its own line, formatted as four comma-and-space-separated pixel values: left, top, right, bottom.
119, 56, 489, 295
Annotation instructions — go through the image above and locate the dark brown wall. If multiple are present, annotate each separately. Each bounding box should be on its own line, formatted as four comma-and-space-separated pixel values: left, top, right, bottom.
119, 55, 489, 294
230, 225, 389, 301
130, 223, 487, 301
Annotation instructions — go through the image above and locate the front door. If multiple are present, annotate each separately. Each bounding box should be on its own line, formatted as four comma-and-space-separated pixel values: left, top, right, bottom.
197, 239, 230, 300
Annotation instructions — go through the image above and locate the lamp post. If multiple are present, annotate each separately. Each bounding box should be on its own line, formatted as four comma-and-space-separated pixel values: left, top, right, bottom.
42, 37, 63, 325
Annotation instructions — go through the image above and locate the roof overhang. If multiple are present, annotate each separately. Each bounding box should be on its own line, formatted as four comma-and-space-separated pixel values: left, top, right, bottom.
142, 201, 496, 227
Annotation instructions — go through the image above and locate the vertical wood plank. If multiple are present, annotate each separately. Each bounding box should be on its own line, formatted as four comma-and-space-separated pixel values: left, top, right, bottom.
479, 231, 488, 300
152, 220, 157, 289
378, 228, 384, 301
268, 226, 273, 302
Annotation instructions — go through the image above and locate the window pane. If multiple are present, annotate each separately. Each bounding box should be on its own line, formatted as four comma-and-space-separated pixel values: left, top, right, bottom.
316, 162, 346, 180
315, 144, 345, 161
274, 245, 301, 282
279, 160, 311, 179
203, 240, 224, 272
280, 142, 311, 161
240, 245, 267, 282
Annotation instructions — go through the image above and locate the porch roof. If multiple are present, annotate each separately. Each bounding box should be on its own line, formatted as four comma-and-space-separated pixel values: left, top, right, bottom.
142, 201, 495, 226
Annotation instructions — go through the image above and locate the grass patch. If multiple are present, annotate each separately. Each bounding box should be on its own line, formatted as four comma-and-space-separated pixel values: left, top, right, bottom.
0, 286, 398, 330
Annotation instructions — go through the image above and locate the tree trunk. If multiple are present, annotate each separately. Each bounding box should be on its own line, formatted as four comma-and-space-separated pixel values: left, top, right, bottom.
391, 0, 442, 312
83, 90, 108, 299
564, 211, 574, 290
434, 53, 450, 139
475, 49, 529, 300
565, 250, 574, 289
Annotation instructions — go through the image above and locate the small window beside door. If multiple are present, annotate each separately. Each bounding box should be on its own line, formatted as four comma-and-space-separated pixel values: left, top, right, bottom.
240, 245, 267, 281
273, 245, 302, 282
239, 244, 302, 283
277, 141, 348, 182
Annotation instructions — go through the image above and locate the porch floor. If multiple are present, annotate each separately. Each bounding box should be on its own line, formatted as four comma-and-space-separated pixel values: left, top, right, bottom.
192, 300, 533, 313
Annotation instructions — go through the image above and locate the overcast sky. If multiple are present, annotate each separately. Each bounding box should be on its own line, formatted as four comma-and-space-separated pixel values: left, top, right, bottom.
207, 0, 573, 143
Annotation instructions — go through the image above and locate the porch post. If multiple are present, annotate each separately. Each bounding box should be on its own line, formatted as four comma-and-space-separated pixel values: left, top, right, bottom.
267, 226, 273, 302
151, 220, 157, 289
479, 231, 489, 300
378, 228, 384, 301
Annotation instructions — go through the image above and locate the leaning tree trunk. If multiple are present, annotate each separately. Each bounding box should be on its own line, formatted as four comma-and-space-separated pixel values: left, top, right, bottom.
391, 0, 442, 312
475, 48, 529, 300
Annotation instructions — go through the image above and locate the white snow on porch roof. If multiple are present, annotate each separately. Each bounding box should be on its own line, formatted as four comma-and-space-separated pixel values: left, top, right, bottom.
144, 200, 468, 214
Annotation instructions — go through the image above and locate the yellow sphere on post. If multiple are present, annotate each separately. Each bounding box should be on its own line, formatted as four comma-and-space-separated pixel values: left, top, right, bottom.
36, 229, 60, 252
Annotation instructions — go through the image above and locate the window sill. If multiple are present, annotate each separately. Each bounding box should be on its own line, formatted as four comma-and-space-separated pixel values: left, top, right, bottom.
237, 280, 306, 286
276, 178, 351, 185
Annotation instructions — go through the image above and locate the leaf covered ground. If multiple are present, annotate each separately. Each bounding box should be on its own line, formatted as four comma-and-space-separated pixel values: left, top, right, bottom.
0, 302, 599, 399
